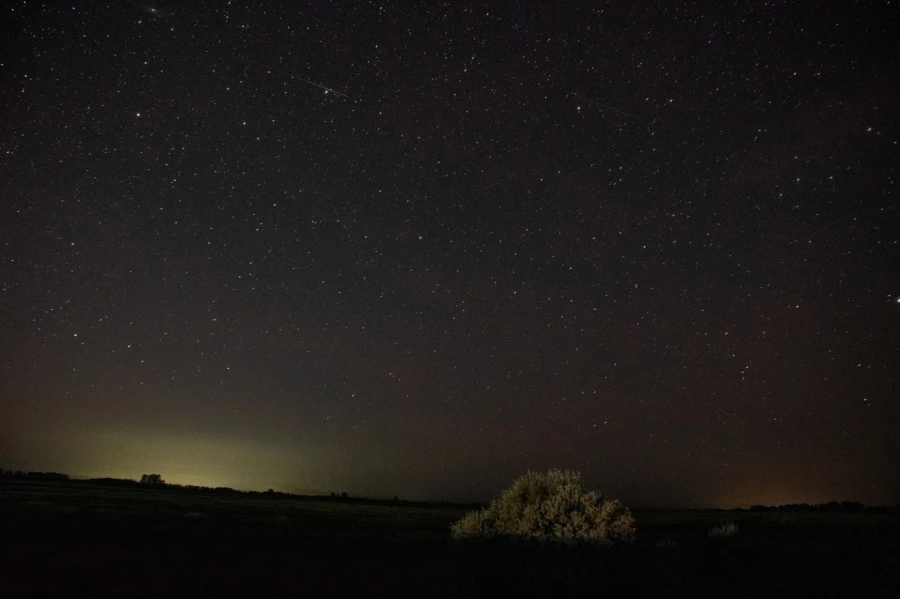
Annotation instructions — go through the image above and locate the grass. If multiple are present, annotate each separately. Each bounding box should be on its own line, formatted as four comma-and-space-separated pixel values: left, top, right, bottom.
1, 479, 898, 597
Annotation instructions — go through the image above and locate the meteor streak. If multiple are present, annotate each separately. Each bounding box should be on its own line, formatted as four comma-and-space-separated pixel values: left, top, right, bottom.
254, 61, 350, 99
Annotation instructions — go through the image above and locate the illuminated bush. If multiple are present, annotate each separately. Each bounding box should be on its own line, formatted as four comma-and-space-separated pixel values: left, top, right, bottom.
708, 521, 738, 539
452, 469, 636, 544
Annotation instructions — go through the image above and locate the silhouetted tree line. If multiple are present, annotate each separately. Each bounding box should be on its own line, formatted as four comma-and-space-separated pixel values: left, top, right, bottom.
747, 501, 898, 513
140, 473, 165, 486
75, 475, 299, 497
77, 474, 366, 499
0, 467, 480, 510
82, 477, 142, 487
0, 469, 69, 481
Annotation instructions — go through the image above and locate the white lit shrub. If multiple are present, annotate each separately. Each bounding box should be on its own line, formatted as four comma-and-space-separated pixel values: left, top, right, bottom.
708, 521, 738, 539
451, 469, 636, 544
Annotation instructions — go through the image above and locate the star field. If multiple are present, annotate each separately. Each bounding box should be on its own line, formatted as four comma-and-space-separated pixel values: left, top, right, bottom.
1, 1, 898, 506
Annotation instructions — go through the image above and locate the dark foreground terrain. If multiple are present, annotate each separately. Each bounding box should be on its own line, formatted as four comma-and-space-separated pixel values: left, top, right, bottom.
1, 479, 898, 598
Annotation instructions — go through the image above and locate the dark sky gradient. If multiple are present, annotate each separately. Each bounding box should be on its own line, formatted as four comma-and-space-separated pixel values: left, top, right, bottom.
1, 1, 898, 507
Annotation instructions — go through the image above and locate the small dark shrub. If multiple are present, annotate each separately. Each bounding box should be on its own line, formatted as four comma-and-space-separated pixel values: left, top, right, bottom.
139, 473, 165, 487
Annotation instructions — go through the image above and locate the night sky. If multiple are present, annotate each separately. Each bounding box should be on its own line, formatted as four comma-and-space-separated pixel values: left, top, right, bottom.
1, 1, 898, 507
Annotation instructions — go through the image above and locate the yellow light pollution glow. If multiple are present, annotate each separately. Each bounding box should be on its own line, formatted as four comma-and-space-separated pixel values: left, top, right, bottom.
40, 427, 324, 493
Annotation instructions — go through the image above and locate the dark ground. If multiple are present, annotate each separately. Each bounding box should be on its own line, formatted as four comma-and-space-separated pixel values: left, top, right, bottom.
1, 479, 898, 597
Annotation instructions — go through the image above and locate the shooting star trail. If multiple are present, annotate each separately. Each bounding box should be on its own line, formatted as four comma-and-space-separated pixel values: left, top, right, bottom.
253, 61, 350, 99
697, 398, 738, 419
571, 93, 640, 120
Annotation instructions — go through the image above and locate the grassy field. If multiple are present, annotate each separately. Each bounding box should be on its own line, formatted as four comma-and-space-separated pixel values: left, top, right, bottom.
1, 479, 898, 597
